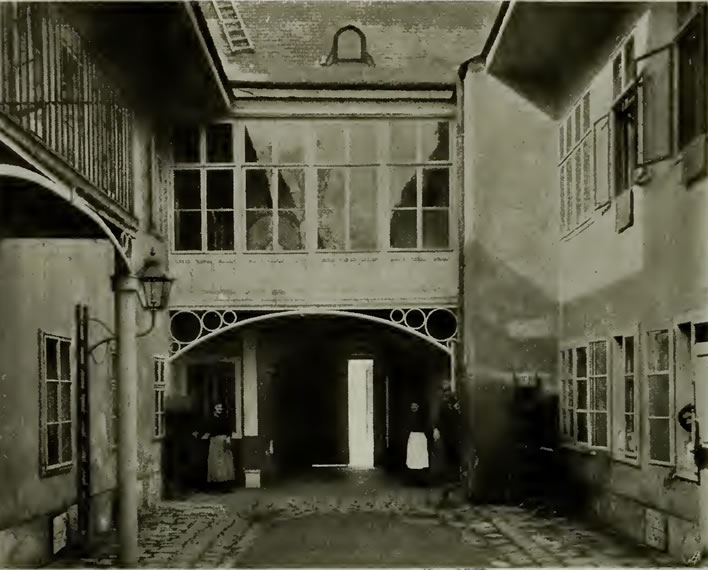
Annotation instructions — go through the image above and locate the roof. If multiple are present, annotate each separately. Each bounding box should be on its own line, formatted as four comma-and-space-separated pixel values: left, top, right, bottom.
200, 0, 500, 87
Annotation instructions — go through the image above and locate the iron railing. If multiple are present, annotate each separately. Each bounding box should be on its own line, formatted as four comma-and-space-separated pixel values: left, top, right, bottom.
0, 3, 133, 212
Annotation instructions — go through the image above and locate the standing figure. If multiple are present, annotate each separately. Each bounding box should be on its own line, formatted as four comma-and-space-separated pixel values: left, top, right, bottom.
433, 379, 463, 505
193, 402, 235, 490
406, 402, 430, 486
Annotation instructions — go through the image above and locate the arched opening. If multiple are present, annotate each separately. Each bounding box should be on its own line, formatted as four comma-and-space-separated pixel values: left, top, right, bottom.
164, 313, 454, 494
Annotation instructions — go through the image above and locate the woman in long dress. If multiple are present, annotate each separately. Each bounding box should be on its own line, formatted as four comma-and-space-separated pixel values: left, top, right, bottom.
406, 402, 430, 486
193, 403, 235, 491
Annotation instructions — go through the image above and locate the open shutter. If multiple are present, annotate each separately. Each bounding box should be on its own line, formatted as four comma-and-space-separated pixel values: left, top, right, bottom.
594, 114, 611, 207
636, 43, 674, 166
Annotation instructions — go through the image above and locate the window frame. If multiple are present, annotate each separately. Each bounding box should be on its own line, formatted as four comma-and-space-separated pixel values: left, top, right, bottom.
676, 6, 707, 152
612, 328, 640, 465
645, 327, 676, 467
38, 330, 73, 477
153, 356, 167, 441
588, 339, 610, 450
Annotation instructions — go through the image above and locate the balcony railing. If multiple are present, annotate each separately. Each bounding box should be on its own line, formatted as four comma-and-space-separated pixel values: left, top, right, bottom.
0, 3, 133, 212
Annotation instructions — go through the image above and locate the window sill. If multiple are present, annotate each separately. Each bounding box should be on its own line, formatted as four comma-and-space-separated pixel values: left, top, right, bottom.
40, 462, 73, 478
613, 455, 641, 468
558, 443, 610, 456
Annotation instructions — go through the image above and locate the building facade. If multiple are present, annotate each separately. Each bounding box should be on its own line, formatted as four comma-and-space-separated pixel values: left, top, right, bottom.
0, 2, 227, 565
485, 0, 708, 560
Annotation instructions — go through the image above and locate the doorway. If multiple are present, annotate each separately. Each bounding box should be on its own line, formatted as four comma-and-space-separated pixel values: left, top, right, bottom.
348, 359, 374, 468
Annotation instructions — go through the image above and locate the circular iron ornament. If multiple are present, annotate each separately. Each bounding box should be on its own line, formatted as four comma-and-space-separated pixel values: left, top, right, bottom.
170, 342, 181, 354
424, 308, 458, 342
223, 310, 238, 325
390, 308, 405, 324
404, 308, 426, 330
170, 310, 202, 343
202, 310, 223, 332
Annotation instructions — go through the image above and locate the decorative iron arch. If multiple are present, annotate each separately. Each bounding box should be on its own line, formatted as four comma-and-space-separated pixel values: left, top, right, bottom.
0, 164, 133, 271
167, 307, 458, 363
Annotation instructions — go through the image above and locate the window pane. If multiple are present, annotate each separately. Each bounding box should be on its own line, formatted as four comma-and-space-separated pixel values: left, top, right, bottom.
678, 16, 706, 147
60, 423, 72, 463
583, 93, 591, 133
613, 54, 622, 99
591, 341, 607, 375
207, 211, 234, 251
154, 391, 159, 415
577, 379, 587, 408
174, 170, 201, 209
565, 117, 572, 153
315, 124, 346, 164
648, 330, 669, 372
45, 338, 58, 379
246, 212, 273, 250
593, 377, 607, 410
649, 418, 671, 462
278, 210, 305, 251
422, 168, 449, 207
422, 122, 450, 161
577, 412, 588, 443
568, 349, 574, 374
47, 382, 58, 423
592, 412, 607, 447
350, 123, 378, 164
390, 167, 417, 208
649, 374, 670, 416
174, 211, 202, 251
60, 382, 71, 421
625, 415, 637, 453
278, 169, 305, 209
206, 124, 233, 163
566, 161, 574, 226
173, 126, 200, 163
60, 341, 70, 380
245, 123, 272, 163
206, 170, 234, 209
318, 169, 345, 210
390, 122, 417, 162
390, 210, 417, 249
246, 169, 273, 209
576, 347, 587, 378
423, 210, 449, 249
583, 138, 592, 215
624, 336, 634, 374
277, 124, 305, 163
559, 125, 564, 158
574, 151, 582, 219
47, 424, 59, 466
575, 105, 581, 142
350, 168, 378, 250
318, 209, 345, 250
625, 377, 635, 413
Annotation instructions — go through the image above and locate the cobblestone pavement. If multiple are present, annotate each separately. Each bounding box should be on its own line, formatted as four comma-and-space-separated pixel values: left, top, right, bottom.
48, 473, 681, 568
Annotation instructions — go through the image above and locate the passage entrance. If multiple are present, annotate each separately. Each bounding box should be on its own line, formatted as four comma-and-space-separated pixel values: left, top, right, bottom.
347, 359, 374, 468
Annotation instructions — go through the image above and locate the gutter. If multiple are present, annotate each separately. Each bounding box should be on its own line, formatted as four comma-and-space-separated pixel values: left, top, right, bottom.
183, 1, 232, 109
457, 0, 511, 81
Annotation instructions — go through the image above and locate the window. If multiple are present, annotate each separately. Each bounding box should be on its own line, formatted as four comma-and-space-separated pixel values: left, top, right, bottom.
559, 349, 575, 439
153, 357, 166, 439
575, 346, 589, 445
109, 346, 118, 447
619, 335, 639, 460
647, 329, 673, 464
614, 91, 638, 198
589, 340, 609, 448
246, 168, 305, 251
40, 332, 72, 474
559, 93, 592, 234
172, 124, 235, 251
171, 120, 453, 253
677, 7, 706, 169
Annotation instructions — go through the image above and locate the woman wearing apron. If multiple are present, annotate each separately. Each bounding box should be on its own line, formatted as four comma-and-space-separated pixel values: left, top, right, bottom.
193, 402, 235, 491
406, 401, 430, 486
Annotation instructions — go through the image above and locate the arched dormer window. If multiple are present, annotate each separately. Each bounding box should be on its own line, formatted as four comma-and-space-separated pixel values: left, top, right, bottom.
322, 25, 375, 66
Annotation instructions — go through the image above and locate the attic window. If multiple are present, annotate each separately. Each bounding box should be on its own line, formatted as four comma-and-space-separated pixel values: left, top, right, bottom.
322, 25, 375, 66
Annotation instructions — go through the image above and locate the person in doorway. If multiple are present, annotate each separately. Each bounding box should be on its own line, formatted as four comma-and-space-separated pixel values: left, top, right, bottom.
433, 379, 463, 506
406, 402, 430, 485
192, 402, 235, 491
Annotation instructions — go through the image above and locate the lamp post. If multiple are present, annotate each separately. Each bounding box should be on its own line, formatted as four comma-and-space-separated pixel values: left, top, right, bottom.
89, 262, 173, 567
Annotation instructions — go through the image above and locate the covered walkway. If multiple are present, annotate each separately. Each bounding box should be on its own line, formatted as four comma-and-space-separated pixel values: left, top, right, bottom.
48, 469, 679, 568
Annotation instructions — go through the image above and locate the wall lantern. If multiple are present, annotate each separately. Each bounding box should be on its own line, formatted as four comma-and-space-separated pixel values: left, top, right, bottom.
138, 261, 174, 312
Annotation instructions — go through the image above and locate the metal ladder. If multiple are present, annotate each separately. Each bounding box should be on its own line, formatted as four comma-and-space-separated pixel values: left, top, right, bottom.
210, 0, 254, 54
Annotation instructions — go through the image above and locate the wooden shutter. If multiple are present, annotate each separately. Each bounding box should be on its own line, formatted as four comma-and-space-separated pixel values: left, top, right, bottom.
594, 114, 611, 207
636, 43, 673, 166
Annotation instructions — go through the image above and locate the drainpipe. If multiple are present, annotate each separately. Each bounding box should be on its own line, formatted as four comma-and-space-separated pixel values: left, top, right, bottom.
114, 272, 140, 567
